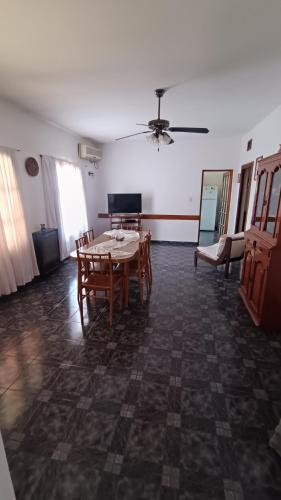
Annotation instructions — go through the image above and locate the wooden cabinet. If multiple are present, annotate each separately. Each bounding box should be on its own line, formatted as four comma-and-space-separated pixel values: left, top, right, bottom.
240, 240, 254, 297
32, 228, 60, 276
239, 150, 281, 331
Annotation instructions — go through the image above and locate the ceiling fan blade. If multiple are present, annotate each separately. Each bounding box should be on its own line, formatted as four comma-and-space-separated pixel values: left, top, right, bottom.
115, 131, 151, 141
136, 123, 149, 126
168, 127, 209, 134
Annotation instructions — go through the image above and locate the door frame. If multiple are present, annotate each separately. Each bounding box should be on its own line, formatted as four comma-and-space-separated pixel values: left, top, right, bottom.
198, 169, 233, 243
234, 162, 254, 233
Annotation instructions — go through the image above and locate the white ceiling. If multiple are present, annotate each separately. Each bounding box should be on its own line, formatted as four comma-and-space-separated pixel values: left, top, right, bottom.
1, 0, 281, 143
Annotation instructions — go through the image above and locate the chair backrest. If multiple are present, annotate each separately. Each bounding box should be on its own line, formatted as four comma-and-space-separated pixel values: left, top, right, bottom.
111, 220, 119, 230
230, 237, 245, 259
218, 233, 245, 261
75, 235, 87, 250
84, 228, 95, 243
137, 236, 149, 270
77, 251, 114, 283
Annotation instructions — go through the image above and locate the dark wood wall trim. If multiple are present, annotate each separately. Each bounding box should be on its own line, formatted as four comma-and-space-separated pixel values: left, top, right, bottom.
98, 213, 200, 221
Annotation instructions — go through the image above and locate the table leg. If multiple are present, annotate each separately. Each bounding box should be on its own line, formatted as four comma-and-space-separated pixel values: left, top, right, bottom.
124, 262, 129, 308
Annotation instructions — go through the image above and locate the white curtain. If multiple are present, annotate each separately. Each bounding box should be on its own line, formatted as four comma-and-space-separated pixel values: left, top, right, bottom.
0, 148, 38, 296
42, 156, 88, 260
41, 156, 68, 259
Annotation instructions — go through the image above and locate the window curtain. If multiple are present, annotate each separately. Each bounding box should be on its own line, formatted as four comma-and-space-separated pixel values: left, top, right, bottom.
0, 148, 38, 296
41, 156, 68, 259
42, 155, 88, 260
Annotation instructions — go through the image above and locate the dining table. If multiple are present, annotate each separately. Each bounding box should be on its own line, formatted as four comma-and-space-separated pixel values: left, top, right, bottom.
70, 230, 148, 307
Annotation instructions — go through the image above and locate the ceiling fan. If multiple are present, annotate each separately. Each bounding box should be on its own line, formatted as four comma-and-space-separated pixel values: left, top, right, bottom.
115, 88, 209, 148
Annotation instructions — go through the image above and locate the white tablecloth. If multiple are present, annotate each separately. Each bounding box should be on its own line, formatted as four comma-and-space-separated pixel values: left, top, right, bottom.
85, 231, 139, 256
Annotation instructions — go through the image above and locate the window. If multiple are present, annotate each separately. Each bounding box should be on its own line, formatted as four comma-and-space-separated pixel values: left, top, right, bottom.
56, 160, 88, 252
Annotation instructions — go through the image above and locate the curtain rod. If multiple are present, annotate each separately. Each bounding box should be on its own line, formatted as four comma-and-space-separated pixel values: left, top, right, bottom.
40, 154, 73, 164
40, 154, 87, 166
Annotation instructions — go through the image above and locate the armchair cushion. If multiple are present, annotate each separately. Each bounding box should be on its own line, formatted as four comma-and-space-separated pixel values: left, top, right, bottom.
217, 232, 245, 259
197, 243, 220, 262
198, 232, 245, 263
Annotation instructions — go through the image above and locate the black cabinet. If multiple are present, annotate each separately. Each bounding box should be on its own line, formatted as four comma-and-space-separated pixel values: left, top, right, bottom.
32, 228, 60, 275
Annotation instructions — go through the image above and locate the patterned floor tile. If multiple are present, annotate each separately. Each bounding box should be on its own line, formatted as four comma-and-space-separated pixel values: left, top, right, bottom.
0, 243, 280, 499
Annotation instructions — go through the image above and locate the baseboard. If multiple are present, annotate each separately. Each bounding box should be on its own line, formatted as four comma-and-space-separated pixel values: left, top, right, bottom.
151, 240, 197, 247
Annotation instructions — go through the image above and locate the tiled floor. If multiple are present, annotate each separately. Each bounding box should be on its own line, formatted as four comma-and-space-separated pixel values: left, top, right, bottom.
0, 243, 281, 500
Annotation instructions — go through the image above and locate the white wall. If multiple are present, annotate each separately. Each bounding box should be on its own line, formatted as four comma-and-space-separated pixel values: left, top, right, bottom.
97, 136, 241, 242
239, 104, 281, 228
0, 97, 100, 234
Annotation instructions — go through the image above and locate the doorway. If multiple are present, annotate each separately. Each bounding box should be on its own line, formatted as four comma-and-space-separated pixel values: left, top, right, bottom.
235, 162, 253, 233
198, 169, 233, 245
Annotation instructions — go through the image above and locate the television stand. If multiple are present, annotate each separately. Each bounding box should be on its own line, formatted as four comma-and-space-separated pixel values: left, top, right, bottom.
109, 213, 142, 230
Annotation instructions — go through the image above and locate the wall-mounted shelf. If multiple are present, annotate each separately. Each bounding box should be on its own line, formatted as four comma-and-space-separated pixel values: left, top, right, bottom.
98, 213, 200, 221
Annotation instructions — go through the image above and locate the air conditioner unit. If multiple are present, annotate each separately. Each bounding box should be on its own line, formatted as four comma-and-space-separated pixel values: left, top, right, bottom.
78, 143, 102, 162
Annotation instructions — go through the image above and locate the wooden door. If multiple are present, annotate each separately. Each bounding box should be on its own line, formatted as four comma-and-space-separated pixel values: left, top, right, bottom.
235, 163, 253, 233
218, 171, 232, 235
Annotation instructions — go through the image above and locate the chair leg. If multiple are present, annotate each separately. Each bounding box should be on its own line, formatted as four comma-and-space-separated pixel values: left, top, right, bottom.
149, 260, 152, 286
194, 250, 198, 268
138, 275, 144, 305
145, 271, 150, 295
147, 261, 152, 291
78, 291, 84, 323
119, 282, 123, 309
225, 259, 230, 278
109, 293, 113, 327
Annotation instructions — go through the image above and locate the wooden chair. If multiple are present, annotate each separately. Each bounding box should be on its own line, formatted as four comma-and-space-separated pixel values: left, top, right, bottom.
194, 232, 245, 278
84, 228, 95, 243
75, 236, 89, 285
77, 251, 123, 326
129, 237, 150, 304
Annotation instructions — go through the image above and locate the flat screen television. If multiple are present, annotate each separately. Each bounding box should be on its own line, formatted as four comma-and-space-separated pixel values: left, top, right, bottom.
107, 193, 142, 213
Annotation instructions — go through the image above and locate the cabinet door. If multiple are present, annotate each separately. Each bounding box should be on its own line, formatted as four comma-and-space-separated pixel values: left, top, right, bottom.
248, 248, 268, 318
240, 241, 254, 296
265, 166, 281, 237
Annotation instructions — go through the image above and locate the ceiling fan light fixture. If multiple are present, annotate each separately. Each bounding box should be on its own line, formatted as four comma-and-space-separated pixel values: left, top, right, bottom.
146, 131, 174, 146
159, 132, 173, 145
146, 132, 159, 145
